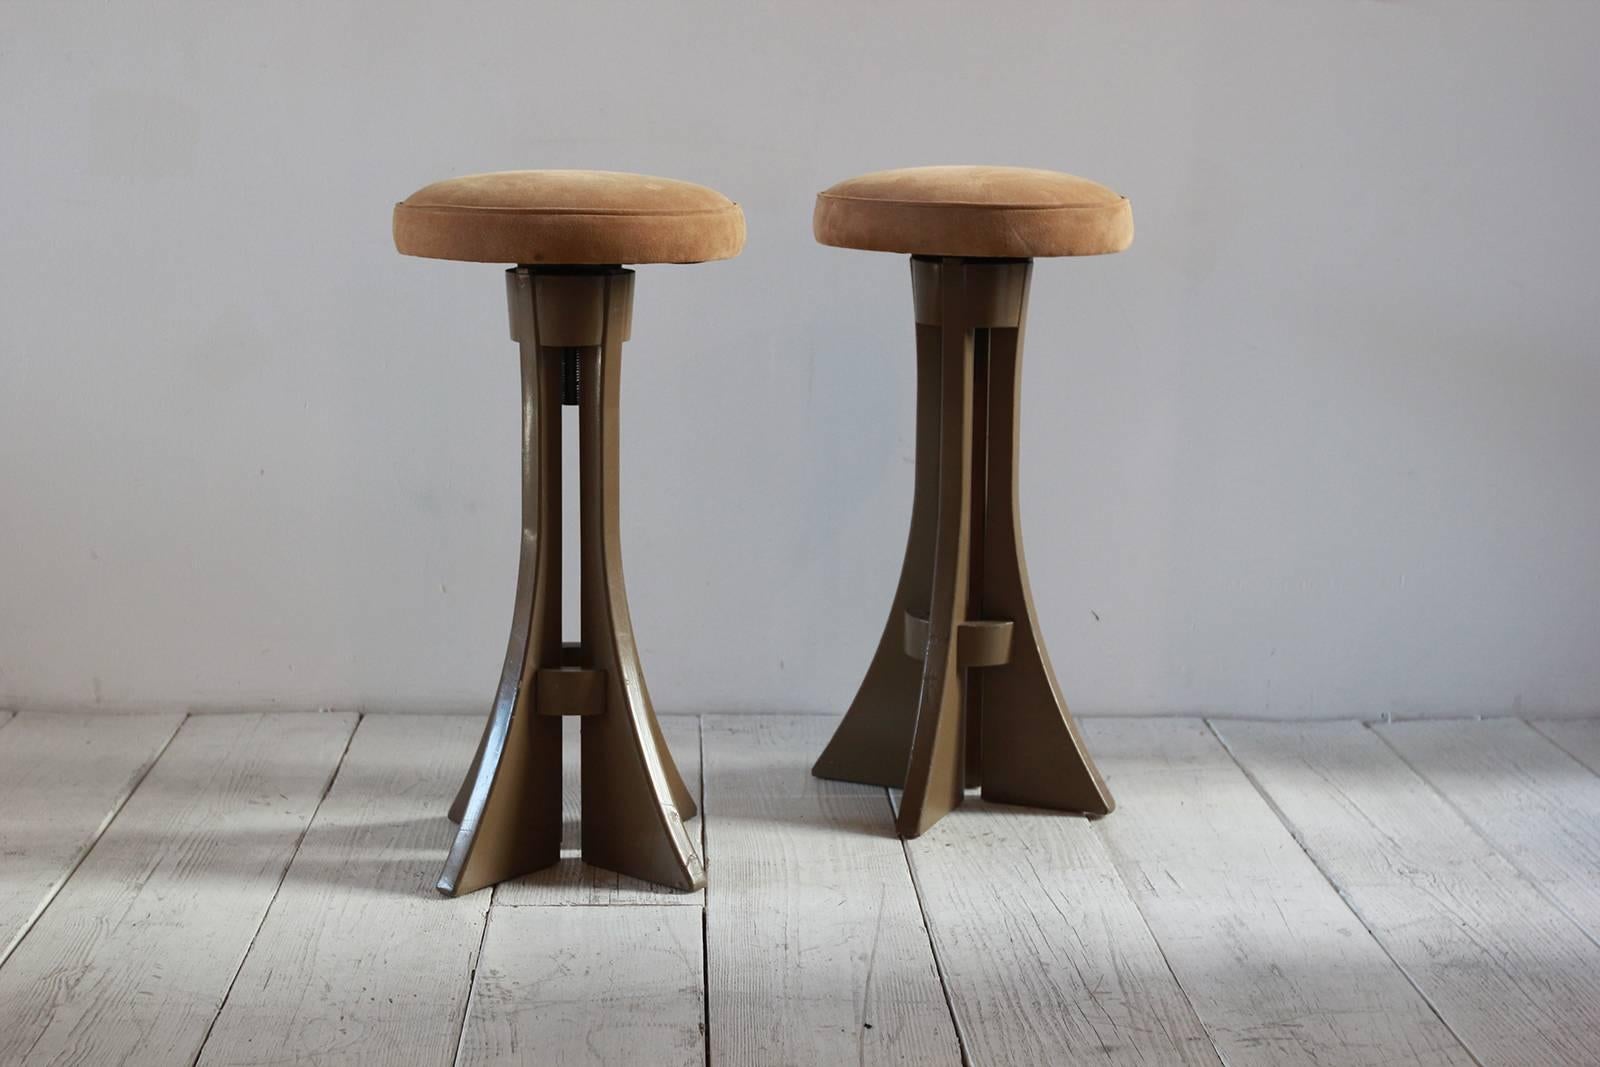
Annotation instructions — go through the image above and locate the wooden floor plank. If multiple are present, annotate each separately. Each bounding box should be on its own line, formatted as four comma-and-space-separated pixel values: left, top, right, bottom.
702, 714, 961, 1067
0, 712, 357, 1067
1531, 718, 1600, 776
195, 715, 490, 1067
901, 787, 1220, 1065
457, 905, 703, 1067
0, 711, 184, 966
1086, 718, 1471, 1066
496, 715, 704, 906
1378, 719, 1600, 943
1216, 720, 1600, 1066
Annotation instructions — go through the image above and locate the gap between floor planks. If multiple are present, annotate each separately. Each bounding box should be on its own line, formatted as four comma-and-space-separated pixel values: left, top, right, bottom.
1215, 718, 1600, 1066
0, 712, 358, 1066
1086, 718, 1472, 1066
0, 710, 185, 968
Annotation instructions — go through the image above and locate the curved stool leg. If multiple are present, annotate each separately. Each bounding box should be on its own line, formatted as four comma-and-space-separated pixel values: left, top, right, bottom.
437, 270, 564, 896
898, 260, 976, 836
576, 274, 704, 891
813, 301, 943, 787
975, 280, 1113, 816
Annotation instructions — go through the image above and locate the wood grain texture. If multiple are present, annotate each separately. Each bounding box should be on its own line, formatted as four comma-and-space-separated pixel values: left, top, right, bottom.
0, 711, 183, 966
1532, 718, 1600, 775
195, 715, 490, 1067
457, 905, 703, 1067
702, 714, 962, 1067
1216, 720, 1600, 1066
495, 714, 704, 905
1086, 718, 1471, 1066
1379, 719, 1600, 942
0, 712, 356, 1067
901, 789, 1219, 1065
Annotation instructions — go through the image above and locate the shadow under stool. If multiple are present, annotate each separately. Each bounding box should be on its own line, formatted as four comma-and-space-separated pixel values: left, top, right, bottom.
810, 165, 1134, 837
393, 169, 745, 895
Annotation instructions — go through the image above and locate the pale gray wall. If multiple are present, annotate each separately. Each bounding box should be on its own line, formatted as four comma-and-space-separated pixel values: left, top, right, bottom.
2, 1, 1597, 719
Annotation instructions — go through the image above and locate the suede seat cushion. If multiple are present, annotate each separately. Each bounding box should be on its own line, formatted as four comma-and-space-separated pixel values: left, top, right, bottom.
814, 166, 1132, 258
394, 170, 746, 265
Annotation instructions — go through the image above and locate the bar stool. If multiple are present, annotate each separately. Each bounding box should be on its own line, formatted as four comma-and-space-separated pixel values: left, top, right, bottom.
393, 170, 744, 895
811, 166, 1132, 837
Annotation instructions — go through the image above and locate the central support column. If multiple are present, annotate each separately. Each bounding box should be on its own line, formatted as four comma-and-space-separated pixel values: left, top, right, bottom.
438, 265, 703, 897
814, 256, 1114, 837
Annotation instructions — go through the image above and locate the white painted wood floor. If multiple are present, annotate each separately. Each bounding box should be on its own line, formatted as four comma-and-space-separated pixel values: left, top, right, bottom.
2, 711, 1599, 1066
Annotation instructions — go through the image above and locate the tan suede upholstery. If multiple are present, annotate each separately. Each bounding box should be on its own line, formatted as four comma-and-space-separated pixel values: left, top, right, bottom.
814, 166, 1132, 258
394, 170, 746, 265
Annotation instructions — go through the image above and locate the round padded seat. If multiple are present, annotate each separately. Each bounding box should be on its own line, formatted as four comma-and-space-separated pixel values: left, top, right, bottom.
394, 170, 745, 265
814, 165, 1132, 258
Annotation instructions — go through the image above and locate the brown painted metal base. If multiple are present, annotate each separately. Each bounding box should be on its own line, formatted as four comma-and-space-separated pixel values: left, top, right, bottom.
438, 266, 704, 897
814, 256, 1115, 837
